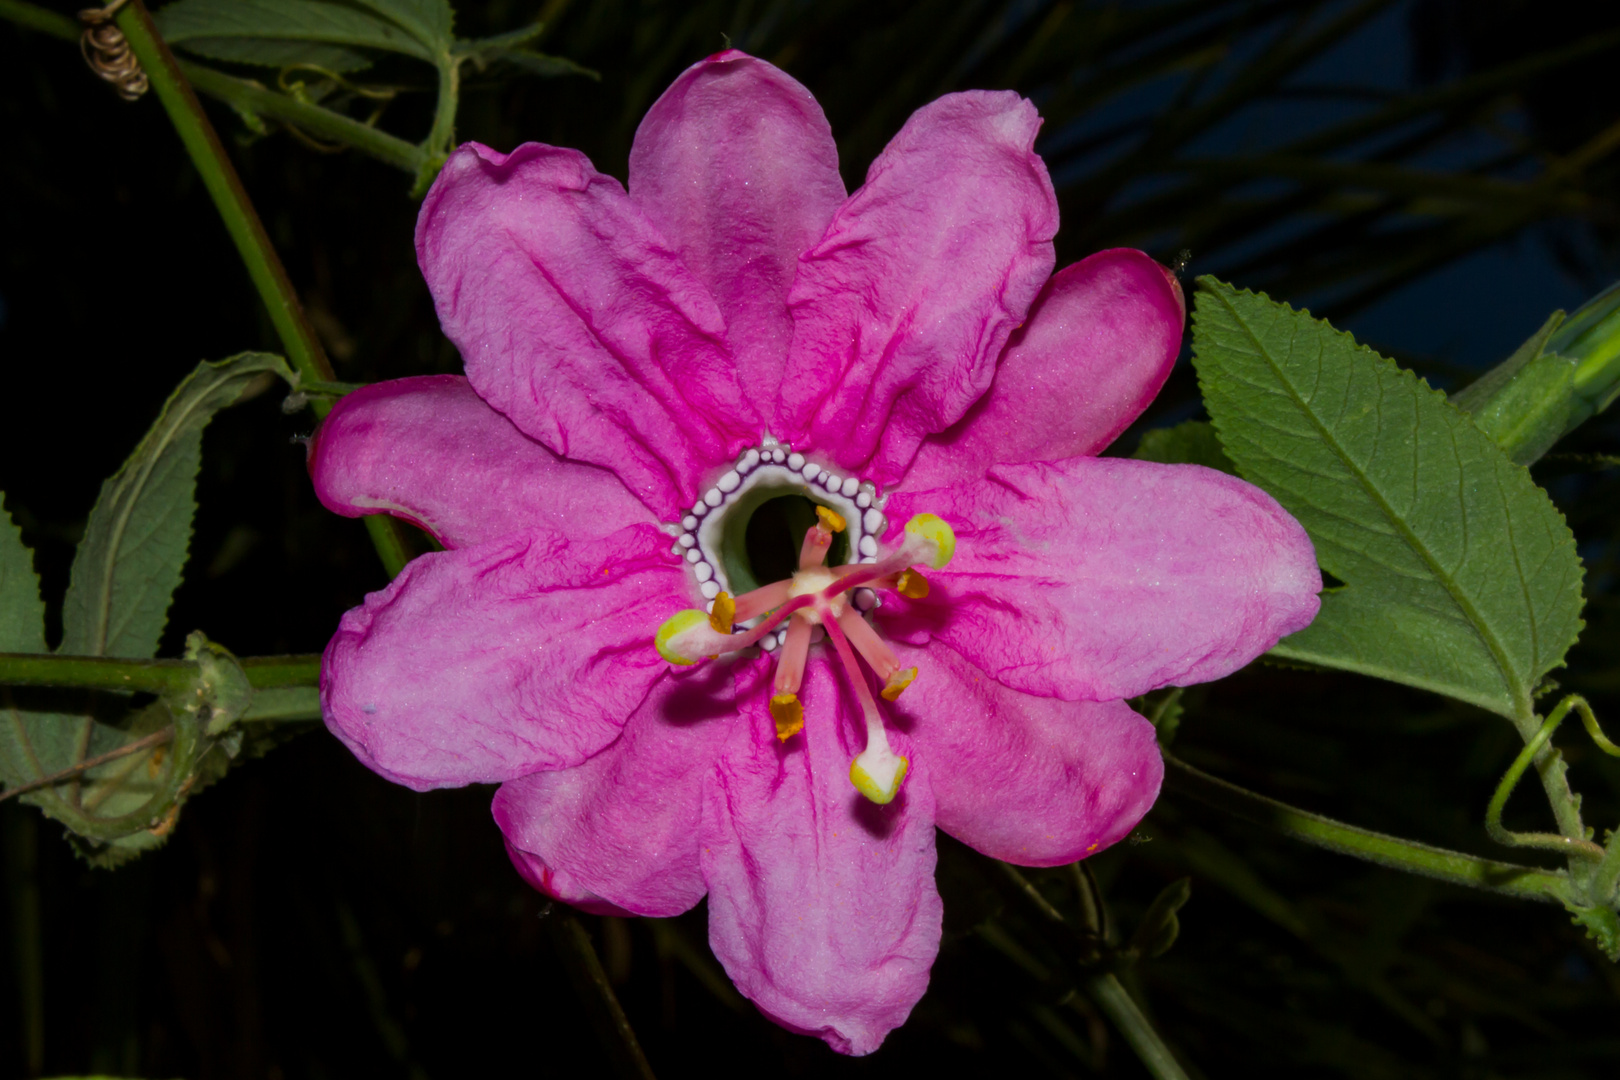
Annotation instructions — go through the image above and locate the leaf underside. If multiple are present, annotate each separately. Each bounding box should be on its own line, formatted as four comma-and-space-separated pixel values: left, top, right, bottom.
1191, 277, 1584, 719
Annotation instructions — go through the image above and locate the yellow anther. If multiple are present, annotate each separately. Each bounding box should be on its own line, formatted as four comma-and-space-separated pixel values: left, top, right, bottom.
709, 591, 735, 634
904, 513, 955, 569
816, 504, 847, 533
654, 609, 709, 665
770, 692, 804, 741
850, 751, 909, 805
881, 667, 918, 702
895, 568, 929, 599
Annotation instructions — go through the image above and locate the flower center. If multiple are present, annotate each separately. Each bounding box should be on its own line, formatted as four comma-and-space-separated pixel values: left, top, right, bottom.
655, 439, 955, 807
672, 437, 885, 620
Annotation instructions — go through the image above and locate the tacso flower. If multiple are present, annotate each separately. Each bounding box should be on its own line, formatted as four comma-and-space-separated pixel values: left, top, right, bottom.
311, 51, 1321, 1055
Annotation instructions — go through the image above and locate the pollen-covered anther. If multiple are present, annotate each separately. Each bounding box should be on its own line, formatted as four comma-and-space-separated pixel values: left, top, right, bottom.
881, 667, 917, 702
816, 505, 846, 533
770, 692, 804, 741
894, 568, 929, 599
709, 591, 735, 634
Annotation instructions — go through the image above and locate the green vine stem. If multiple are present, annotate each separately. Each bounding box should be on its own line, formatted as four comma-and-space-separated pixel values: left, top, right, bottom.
0, 1, 425, 174
0, 652, 321, 694
1084, 973, 1191, 1080
0, 0, 416, 577
112, 0, 331, 390
1490, 695, 1618, 861
1160, 751, 1579, 905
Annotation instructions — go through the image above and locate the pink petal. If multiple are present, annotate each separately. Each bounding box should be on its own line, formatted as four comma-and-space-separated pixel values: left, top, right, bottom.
904, 249, 1185, 488
320, 524, 686, 791
890, 638, 1162, 866
883, 457, 1321, 701
629, 50, 845, 407
776, 91, 1059, 487
501, 839, 635, 918
308, 375, 653, 548
416, 142, 758, 518
701, 657, 942, 1056
492, 663, 735, 917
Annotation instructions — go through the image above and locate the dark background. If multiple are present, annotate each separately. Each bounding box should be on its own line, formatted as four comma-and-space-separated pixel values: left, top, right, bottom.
4, 1, 1620, 1076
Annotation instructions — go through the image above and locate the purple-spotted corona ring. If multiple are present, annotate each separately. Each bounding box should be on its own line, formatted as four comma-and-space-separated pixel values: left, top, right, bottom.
310, 49, 1322, 1056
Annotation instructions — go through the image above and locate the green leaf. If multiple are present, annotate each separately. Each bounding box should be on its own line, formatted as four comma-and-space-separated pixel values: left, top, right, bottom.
2, 354, 291, 863
61, 352, 291, 660
155, 0, 434, 68
1452, 311, 1577, 466
0, 501, 44, 654
1191, 277, 1584, 719
350, 0, 453, 50
1132, 419, 1237, 474
475, 47, 600, 82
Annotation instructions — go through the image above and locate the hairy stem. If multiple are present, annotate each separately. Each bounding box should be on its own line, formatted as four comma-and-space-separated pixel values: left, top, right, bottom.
0, 652, 321, 694
1491, 698, 1608, 861
1161, 751, 1577, 905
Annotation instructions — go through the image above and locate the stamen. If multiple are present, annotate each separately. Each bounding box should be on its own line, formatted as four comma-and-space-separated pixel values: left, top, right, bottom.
655, 595, 814, 663
834, 608, 901, 680
709, 591, 735, 634
734, 579, 792, 622
816, 505, 846, 533
818, 515, 955, 598
775, 616, 812, 695
770, 693, 805, 741
881, 667, 917, 702
799, 521, 832, 570
822, 611, 909, 805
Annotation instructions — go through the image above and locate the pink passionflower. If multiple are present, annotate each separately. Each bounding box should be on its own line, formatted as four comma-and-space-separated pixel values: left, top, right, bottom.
310, 51, 1320, 1055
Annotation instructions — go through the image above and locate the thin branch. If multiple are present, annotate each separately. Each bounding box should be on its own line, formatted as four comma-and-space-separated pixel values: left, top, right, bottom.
1161, 750, 1577, 904
0, 652, 322, 693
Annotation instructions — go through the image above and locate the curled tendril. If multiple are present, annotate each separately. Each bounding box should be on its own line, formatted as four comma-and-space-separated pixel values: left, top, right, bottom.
1486, 694, 1619, 860
78, 0, 148, 102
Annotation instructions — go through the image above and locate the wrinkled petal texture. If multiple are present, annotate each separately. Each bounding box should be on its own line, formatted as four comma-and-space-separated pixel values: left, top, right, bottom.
905, 249, 1184, 488
417, 142, 757, 518
889, 638, 1161, 865
777, 91, 1058, 487
884, 457, 1322, 701
630, 50, 845, 407
321, 524, 687, 790
308, 375, 653, 548
702, 657, 941, 1056
492, 663, 736, 917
